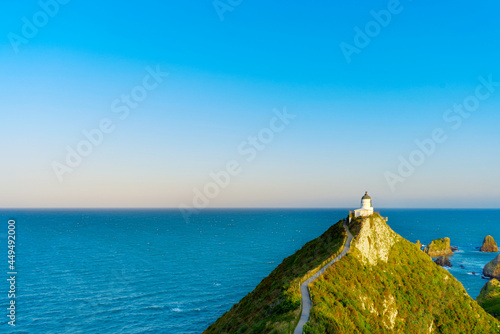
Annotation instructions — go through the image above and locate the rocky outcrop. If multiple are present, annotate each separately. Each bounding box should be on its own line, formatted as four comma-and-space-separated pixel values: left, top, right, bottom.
351, 215, 399, 266
481, 236, 499, 252
484, 255, 500, 279
424, 237, 453, 257
477, 279, 500, 319
434, 256, 452, 267
415, 240, 422, 250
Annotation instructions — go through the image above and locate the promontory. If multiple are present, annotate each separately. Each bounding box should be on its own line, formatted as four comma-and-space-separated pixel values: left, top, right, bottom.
204, 213, 499, 333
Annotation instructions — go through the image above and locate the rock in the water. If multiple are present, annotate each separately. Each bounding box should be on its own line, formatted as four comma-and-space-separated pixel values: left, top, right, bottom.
434, 256, 452, 267
481, 235, 499, 252
415, 240, 422, 250
477, 279, 500, 319
424, 237, 453, 257
484, 255, 500, 279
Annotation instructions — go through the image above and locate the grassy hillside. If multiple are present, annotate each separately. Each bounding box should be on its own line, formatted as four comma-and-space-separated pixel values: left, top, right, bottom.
203, 219, 347, 334
304, 215, 500, 333
477, 279, 500, 319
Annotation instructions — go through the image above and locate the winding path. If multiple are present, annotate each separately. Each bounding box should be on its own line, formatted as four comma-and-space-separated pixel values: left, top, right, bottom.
294, 220, 354, 334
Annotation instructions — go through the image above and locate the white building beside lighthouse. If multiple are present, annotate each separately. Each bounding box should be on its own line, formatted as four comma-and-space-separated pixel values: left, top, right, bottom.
353, 192, 374, 217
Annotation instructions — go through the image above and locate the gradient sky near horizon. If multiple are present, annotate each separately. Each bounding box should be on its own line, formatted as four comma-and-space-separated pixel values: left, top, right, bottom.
1, 0, 499, 208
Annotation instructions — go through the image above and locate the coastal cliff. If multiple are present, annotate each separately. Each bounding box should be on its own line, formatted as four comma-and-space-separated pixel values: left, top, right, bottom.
204, 214, 499, 333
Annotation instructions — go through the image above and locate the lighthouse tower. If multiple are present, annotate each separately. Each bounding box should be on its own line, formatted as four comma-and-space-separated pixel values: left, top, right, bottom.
354, 192, 374, 218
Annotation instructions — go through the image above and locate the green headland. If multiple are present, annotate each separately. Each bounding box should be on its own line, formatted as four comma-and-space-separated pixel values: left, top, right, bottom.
204, 214, 500, 333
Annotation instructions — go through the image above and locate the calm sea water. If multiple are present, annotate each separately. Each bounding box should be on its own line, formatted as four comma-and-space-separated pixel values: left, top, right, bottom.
0, 209, 498, 333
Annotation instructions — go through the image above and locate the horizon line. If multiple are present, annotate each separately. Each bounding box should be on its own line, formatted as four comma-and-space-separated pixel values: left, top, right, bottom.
1, 207, 499, 210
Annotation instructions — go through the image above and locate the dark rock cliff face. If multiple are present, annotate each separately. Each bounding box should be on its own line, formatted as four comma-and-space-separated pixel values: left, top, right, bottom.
481, 235, 499, 252
484, 255, 500, 279
424, 237, 454, 257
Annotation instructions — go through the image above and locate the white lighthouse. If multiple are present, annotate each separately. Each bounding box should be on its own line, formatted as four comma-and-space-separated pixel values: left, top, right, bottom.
353, 192, 374, 217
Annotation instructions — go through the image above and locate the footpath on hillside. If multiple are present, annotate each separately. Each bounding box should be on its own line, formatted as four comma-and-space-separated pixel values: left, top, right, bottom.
294, 220, 354, 334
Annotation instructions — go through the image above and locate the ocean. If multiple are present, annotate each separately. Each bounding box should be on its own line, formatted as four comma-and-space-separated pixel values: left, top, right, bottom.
1, 209, 498, 333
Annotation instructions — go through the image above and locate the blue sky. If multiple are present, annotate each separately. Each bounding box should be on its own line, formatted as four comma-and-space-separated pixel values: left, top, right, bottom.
1, 0, 499, 208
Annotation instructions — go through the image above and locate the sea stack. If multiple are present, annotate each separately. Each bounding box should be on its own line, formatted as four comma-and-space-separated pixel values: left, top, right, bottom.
481, 235, 499, 252
484, 255, 500, 279
424, 237, 454, 257
477, 279, 500, 319
415, 240, 422, 250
